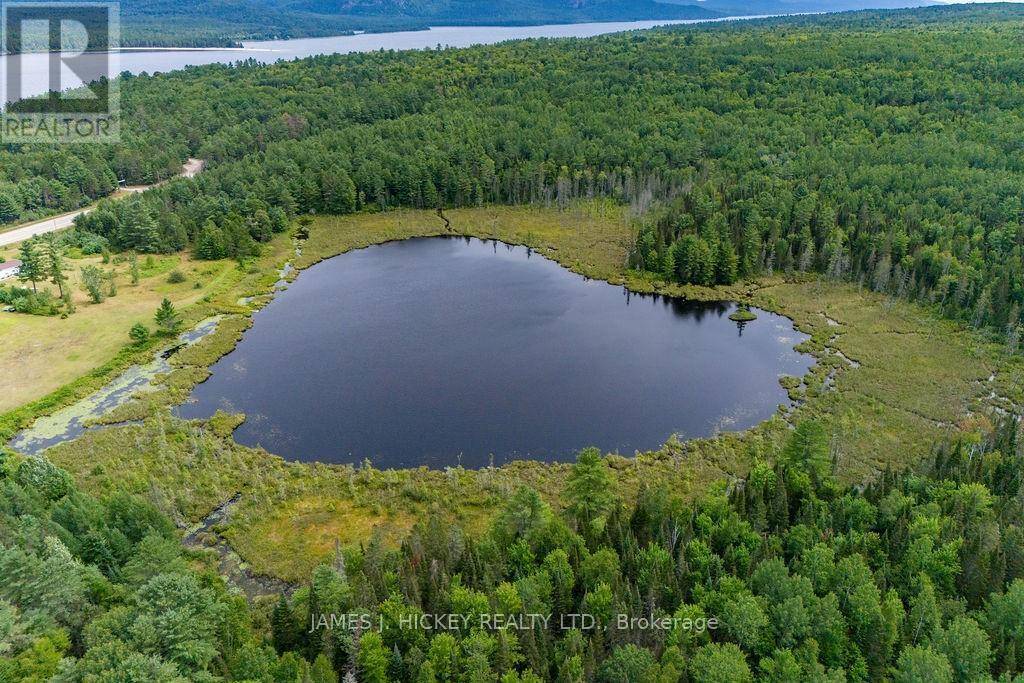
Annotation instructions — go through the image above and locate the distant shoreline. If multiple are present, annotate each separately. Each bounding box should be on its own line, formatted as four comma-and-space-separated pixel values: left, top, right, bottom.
0, 14, 788, 104
3, 46, 270, 56
3, 16, 777, 57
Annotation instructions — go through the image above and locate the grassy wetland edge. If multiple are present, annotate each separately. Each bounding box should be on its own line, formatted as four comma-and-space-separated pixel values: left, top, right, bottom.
5, 202, 1022, 582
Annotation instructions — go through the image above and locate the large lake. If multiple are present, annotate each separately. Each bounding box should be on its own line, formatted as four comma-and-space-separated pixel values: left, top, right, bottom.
177, 237, 813, 468
2, 18, 747, 103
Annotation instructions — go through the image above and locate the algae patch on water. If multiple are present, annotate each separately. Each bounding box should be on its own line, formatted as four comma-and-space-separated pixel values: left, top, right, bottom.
9, 316, 223, 455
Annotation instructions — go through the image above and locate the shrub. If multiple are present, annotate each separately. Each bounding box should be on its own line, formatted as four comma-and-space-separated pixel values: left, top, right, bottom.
53, 229, 109, 255
14, 456, 73, 501
0, 286, 60, 315
167, 270, 186, 284
129, 322, 150, 345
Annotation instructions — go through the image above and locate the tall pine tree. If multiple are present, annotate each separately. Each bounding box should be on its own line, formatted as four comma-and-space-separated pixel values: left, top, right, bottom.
17, 239, 45, 292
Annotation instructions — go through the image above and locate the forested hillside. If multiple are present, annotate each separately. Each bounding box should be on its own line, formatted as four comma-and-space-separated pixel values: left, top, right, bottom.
30, 0, 941, 48
3, 420, 1023, 680
27, 0, 718, 49
5, 7, 1024, 681
5, 5, 1021, 345
678, 0, 931, 15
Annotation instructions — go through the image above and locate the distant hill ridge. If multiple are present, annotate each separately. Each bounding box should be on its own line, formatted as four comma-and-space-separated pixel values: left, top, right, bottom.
31, 0, 938, 48
678, 0, 933, 15
113, 0, 719, 47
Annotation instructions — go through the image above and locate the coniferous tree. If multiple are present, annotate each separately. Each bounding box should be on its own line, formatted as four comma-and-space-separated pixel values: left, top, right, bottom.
565, 448, 616, 539
153, 297, 181, 334
716, 239, 739, 285
271, 595, 299, 655
41, 235, 68, 300
123, 202, 161, 253
129, 322, 149, 345
0, 192, 19, 223
671, 235, 715, 286
195, 220, 227, 260
740, 220, 761, 278
17, 239, 45, 292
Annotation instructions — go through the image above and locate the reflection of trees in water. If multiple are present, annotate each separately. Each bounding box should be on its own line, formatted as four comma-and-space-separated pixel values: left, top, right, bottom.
624, 289, 731, 322
438, 238, 739, 323
674, 299, 729, 321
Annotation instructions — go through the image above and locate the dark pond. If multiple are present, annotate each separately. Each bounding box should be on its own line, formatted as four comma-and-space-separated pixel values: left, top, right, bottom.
177, 237, 814, 467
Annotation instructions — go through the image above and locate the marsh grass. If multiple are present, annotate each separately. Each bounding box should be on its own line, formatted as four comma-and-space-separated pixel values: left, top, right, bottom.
17, 203, 1024, 581
729, 307, 758, 322
0, 236, 292, 426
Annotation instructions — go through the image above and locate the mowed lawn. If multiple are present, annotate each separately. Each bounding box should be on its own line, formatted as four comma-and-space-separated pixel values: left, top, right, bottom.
0, 243, 267, 413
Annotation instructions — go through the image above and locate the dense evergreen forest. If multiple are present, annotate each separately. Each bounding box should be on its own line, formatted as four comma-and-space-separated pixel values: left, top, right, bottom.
3, 418, 1023, 680
5, 8, 1024, 679
3, 5, 1023, 345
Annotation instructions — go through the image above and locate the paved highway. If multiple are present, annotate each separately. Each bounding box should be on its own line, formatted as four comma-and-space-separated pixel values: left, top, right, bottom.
0, 158, 204, 248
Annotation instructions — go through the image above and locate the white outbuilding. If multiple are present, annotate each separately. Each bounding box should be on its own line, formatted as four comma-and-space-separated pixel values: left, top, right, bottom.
0, 259, 22, 280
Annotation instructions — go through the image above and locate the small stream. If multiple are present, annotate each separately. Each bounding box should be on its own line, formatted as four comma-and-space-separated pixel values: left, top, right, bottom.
183, 492, 294, 598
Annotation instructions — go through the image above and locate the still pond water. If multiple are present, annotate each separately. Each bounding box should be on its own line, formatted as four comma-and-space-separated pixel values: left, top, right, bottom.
177, 237, 814, 468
